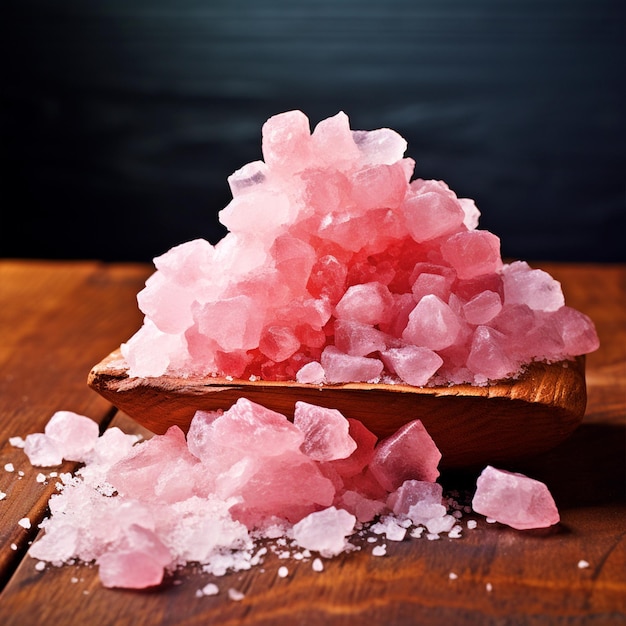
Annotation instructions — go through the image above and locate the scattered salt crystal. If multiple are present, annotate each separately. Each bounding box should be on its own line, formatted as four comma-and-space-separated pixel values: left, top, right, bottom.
0, 491, 6, 501
10, 543, 17, 550
70, 577, 79, 583
372, 544, 387, 556
18, 517, 31, 529
34, 561, 46, 571
199, 582, 219, 596
312, 558, 324, 572
277, 566, 289, 578
4, 463, 15, 472
578, 560, 590, 569
36, 473, 46, 483
472, 466, 560, 530
467, 520, 478, 529
9, 436, 25, 448
410, 527, 425, 539
228, 588, 245, 602
486, 518, 497, 524
486, 582, 493, 592
426, 533, 441, 541
292, 507, 356, 557
449, 572, 458, 580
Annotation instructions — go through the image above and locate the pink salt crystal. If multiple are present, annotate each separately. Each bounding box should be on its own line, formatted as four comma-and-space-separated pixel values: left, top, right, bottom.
262, 110, 314, 172
306, 254, 348, 303
467, 325, 518, 382
44, 411, 100, 463
411, 273, 452, 303
472, 465, 560, 530
259, 325, 301, 362
335, 489, 386, 523
441, 230, 503, 280
328, 418, 378, 479
350, 163, 408, 212
293, 401, 357, 462
402, 295, 462, 351
311, 112, 361, 167
292, 506, 357, 557
296, 360, 325, 384
334, 282, 392, 326
551, 306, 600, 356
333, 319, 387, 357
227, 160, 270, 196
462, 290, 503, 325
195, 295, 263, 353
106, 426, 199, 503
186, 399, 304, 467
320, 346, 384, 383
380, 345, 443, 386
230, 451, 335, 526
402, 184, 466, 243
352, 127, 408, 166
502, 261, 565, 312
387, 480, 443, 518
23, 433, 63, 467
98, 549, 165, 589
459, 197, 481, 230
369, 420, 441, 491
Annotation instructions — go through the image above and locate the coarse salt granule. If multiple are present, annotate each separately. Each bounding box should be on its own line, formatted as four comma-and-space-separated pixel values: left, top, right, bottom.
578, 560, 590, 569
486, 582, 493, 592
228, 588, 245, 602
0, 491, 6, 501
372, 544, 387, 556
4, 463, 15, 472
449, 572, 458, 580
312, 558, 324, 572
18, 517, 31, 529
36, 473, 46, 483
277, 566, 289, 578
467, 519, 478, 529
9, 437, 25, 448
198, 582, 219, 596
35, 561, 46, 571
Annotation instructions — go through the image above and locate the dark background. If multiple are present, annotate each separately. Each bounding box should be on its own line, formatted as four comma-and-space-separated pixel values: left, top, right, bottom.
2, 0, 624, 264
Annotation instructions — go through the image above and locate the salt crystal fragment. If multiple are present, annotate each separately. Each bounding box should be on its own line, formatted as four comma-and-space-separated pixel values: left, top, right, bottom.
294, 402, 357, 462
18, 517, 31, 529
312, 557, 324, 572
295, 361, 325, 384
502, 262, 564, 312
44, 411, 100, 463
402, 295, 462, 351
380, 346, 443, 386
292, 507, 356, 557
369, 420, 441, 491
441, 231, 503, 280
23, 433, 63, 467
472, 465, 560, 530
321, 346, 384, 383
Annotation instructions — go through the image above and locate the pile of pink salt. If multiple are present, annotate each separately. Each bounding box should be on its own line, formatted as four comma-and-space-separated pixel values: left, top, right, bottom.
121, 110, 599, 386
21, 403, 559, 591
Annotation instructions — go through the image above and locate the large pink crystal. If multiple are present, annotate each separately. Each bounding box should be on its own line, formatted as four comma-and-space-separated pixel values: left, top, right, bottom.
471, 465, 560, 530
121, 110, 598, 387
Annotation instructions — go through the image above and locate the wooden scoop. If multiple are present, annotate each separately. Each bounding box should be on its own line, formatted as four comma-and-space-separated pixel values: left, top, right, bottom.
88, 349, 587, 469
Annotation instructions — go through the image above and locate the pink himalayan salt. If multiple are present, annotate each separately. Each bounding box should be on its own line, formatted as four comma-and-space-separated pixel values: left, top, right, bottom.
293, 401, 357, 462
24, 411, 100, 467
380, 345, 443, 387
121, 110, 599, 387
369, 420, 441, 491
472, 465, 560, 530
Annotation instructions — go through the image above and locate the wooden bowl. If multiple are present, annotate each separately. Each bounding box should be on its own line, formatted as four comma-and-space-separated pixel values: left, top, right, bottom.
88, 349, 587, 469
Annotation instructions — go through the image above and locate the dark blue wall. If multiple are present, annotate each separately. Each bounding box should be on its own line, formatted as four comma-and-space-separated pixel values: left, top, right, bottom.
2, 0, 624, 262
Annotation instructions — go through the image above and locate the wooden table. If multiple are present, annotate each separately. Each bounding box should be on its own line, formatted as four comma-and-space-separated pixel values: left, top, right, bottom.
0, 260, 624, 626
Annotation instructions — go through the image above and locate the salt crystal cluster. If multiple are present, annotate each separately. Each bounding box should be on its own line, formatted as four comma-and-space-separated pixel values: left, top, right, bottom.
26, 402, 452, 589
121, 110, 598, 386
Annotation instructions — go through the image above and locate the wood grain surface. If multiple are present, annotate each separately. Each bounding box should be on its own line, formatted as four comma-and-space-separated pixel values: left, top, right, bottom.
0, 260, 624, 625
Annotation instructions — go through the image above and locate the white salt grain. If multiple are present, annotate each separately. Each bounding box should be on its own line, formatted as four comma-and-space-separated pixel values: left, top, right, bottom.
312, 558, 324, 572
578, 560, 590, 569
486, 517, 497, 524
372, 545, 387, 557
70, 577, 79, 583
10, 543, 17, 551
0, 491, 6, 501
36, 473, 46, 483
9, 437, 25, 448
277, 566, 289, 578
4, 463, 15, 472
228, 588, 245, 602
18, 517, 31, 529
426, 533, 440, 541
200, 582, 219, 596
35, 561, 46, 571
449, 572, 458, 580
467, 519, 478, 529
486, 582, 493, 592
